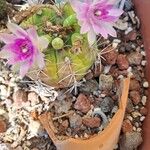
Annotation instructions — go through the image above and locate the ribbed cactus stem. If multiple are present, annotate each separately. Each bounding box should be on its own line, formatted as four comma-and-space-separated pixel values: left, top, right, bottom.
19, 4, 96, 88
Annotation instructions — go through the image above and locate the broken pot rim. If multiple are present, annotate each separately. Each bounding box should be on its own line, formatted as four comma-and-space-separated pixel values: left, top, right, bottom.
39, 77, 130, 145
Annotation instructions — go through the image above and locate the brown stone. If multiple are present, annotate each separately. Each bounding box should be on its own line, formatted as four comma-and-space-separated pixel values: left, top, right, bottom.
117, 54, 129, 70
122, 119, 133, 133
85, 70, 94, 80
0, 119, 7, 133
129, 91, 141, 105
82, 117, 101, 128
129, 79, 140, 91
102, 49, 118, 65
127, 52, 143, 65
74, 94, 91, 113
140, 107, 148, 116
62, 120, 69, 129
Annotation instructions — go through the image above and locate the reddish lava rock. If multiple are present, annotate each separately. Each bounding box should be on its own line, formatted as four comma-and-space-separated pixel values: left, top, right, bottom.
117, 54, 129, 70
102, 49, 118, 65
125, 30, 138, 41
0, 119, 7, 133
122, 119, 133, 133
74, 94, 91, 113
129, 79, 140, 91
129, 91, 141, 105
82, 117, 101, 128
140, 107, 148, 116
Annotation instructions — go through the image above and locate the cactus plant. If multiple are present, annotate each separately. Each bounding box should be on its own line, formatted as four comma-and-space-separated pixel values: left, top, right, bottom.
17, 4, 96, 88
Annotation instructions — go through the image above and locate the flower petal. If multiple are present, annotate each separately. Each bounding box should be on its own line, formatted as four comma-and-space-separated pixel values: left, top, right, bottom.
35, 52, 45, 69
80, 21, 91, 34
7, 22, 27, 38
38, 36, 49, 50
27, 27, 38, 46
7, 56, 20, 65
87, 29, 97, 46
108, 8, 123, 17
0, 33, 16, 44
19, 61, 32, 77
91, 21, 108, 38
103, 23, 117, 37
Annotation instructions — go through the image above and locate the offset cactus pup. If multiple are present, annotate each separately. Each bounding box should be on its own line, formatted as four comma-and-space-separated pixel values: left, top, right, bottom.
14, 4, 96, 88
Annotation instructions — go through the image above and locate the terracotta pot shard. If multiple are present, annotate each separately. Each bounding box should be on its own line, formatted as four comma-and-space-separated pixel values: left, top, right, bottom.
38, 78, 130, 150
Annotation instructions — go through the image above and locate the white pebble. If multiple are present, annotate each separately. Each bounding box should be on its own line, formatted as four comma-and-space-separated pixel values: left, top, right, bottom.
123, 16, 129, 21
0, 85, 7, 98
143, 81, 149, 88
135, 106, 139, 109
135, 122, 139, 128
133, 126, 136, 131
112, 42, 118, 48
141, 60, 147, 66
132, 111, 141, 118
114, 19, 128, 30
137, 128, 142, 132
140, 116, 145, 122
142, 96, 147, 105
127, 116, 133, 121
113, 39, 121, 43
118, 75, 124, 79
141, 51, 146, 56
101, 94, 106, 98
127, 67, 132, 72
125, 27, 133, 35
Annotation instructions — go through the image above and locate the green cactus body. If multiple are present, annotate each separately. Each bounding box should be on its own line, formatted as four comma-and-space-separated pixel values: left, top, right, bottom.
20, 4, 96, 88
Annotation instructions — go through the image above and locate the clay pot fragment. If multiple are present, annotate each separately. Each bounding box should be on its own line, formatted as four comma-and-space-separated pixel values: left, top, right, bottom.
38, 78, 130, 150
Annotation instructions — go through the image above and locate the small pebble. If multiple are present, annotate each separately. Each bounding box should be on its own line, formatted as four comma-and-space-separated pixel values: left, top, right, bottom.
133, 127, 136, 131
137, 128, 142, 132
74, 94, 91, 113
143, 81, 149, 88
141, 60, 147, 66
140, 116, 145, 122
125, 27, 133, 35
127, 116, 133, 121
132, 111, 141, 118
135, 122, 139, 128
141, 96, 147, 105
140, 51, 146, 56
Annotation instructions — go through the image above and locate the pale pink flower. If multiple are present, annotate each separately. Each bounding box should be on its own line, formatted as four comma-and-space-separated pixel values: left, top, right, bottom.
70, 0, 123, 45
0, 23, 49, 77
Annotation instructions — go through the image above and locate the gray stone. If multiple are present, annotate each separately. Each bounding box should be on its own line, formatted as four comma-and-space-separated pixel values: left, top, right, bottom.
69, 114, 82, 129
79, 80, 99, 93
100, 97, 114, 113
99, 74, 114, 90
119, 132, 143, 150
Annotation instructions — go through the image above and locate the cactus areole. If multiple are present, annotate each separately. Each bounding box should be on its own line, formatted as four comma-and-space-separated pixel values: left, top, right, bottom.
17, 4, 96, 88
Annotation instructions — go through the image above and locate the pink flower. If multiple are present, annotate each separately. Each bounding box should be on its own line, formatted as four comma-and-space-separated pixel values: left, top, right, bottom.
0, 23, 49, 77
70, 0, 123, 45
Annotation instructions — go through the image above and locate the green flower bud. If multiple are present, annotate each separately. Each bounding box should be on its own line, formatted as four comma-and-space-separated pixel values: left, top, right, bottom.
71, 33, 83, 45
52, 37, 64, 50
